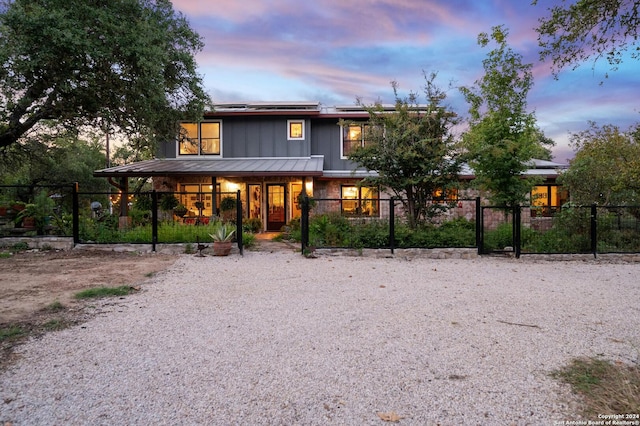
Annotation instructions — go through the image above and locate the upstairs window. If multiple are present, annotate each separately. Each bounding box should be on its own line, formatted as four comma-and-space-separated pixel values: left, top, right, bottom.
179, 122, 221, 155
341, 123, 370, 157
288, 120, 305, 140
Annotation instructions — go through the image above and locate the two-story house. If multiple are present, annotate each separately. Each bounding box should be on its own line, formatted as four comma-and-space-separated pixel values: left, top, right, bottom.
93, 101, 567, 231
94, 102, 382, 231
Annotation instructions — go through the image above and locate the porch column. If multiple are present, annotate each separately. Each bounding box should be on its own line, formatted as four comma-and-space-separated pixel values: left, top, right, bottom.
211, 176, 217, 217
119, 177, 129, 229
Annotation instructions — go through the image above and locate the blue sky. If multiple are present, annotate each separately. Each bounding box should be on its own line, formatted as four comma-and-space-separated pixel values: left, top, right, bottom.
172, 0, 639, 163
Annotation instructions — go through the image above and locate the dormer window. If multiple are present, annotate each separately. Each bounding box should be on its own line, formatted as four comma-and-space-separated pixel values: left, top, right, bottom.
179, 121, 221, 155
288, 120, 305, 140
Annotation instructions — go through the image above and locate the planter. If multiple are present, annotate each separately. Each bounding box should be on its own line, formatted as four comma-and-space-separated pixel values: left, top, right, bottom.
173, 208, 188, 218
0, 206, 7, 217
213, 241, 233, 256
11, 203, 25, 213
21, 216, 36, 229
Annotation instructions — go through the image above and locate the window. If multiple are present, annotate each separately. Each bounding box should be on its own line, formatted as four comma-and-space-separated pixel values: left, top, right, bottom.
341, 185, 379, 216
179, 122, 221, 155
432, 188, 459, 202
179, 184, 213, 218
341, 123, 370, 157
288, 120, 305, 140
531, 185, 568, 216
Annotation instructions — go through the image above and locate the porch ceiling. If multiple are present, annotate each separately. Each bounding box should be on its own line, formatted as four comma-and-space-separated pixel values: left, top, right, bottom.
93, 156, 325, 178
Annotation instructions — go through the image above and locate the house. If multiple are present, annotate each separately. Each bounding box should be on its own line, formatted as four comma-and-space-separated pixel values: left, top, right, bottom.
93, 102, 567, 231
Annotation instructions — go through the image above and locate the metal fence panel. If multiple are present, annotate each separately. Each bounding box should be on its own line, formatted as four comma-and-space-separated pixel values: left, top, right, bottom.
0, 184, 75, 238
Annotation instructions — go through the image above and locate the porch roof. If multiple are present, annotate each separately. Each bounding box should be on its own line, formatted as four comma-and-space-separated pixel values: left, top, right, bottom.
93, 156, 325, 178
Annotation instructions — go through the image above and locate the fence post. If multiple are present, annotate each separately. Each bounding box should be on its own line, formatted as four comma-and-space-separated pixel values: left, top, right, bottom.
236, 190, 243, 256
72, 182, 79, 245
389, 197, 395, 254
151, 190, 158, 252
514, 204, 521, 259
301, 193, 309, 254
475, 197, 482, 256
591, 203, 597, 258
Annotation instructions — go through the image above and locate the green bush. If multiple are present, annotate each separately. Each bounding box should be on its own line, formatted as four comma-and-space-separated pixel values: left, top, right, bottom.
242, 232, 256, 248
483, 222, 514, 251
243, 217, 262, 233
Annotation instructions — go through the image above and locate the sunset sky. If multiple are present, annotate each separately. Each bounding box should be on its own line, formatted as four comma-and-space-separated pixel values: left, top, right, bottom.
172, 0, 639, 162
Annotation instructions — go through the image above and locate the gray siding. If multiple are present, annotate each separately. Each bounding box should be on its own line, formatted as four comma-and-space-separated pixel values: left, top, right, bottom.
310, 118, 358, 171
156, 116, 311, 159
223, 117, 309, 158
158, 139, 177, 159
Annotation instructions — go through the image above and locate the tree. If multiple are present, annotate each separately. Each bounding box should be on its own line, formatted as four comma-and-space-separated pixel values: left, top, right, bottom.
346, 73, 462, 228
460, 26, 553, 208
0, 0, 210, 153
0, 130, 111, 194
559, 122, 640, 205
534, 0, 640, 77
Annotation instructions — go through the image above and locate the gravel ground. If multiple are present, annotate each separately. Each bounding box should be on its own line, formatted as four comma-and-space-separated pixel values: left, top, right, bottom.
1, 251, 639, 425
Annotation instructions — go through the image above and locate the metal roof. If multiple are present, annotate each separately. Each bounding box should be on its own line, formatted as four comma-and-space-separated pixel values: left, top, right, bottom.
94, 156, 325, 178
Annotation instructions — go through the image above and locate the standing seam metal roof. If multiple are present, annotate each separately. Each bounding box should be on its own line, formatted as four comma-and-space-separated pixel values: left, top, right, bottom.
93, 156, 325, 177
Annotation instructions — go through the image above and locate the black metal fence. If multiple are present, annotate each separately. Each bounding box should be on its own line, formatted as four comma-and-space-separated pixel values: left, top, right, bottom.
0, 184, 77, 238
75, 190, 244, 253
300, 196, 480, 253
479, 204, 640, 257
3, 183, 640, 258
1, 185, 244, 254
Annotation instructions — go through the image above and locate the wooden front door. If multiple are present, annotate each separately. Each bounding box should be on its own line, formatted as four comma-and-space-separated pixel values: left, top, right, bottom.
266, 184, 286, 231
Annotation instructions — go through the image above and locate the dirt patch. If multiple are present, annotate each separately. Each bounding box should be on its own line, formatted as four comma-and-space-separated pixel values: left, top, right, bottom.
0, 249, 176, 323
0, 249, 177, 370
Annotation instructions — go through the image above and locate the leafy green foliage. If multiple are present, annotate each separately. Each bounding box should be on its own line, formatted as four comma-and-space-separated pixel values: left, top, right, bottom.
347, 72, 462, 228
0, 133, 110, 192
461, 26, 553, 208
535, 0, 640, 77
290, 213, 476, 249
0, 0, 210, 152
559, 122, 640, 206
242, 232, 257, 249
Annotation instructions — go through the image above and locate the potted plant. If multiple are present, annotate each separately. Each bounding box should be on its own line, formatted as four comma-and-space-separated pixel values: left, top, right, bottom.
173, 203, 188, 218
220, 196, 236, 221
209, 222, 236, 256
159, 194, 179, 211
15, 192, 55, 234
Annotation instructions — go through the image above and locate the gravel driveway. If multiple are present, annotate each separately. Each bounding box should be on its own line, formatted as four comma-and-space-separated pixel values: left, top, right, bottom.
1, 251, 639, 425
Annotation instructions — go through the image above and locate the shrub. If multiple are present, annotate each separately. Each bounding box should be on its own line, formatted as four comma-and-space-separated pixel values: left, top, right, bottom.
243, 217, 262, 233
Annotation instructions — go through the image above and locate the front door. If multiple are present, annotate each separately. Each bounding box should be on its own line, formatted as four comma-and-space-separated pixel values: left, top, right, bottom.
266, 184, 286, 231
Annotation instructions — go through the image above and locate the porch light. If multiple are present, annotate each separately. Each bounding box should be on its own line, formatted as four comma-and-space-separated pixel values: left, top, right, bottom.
305, 180, 313, 195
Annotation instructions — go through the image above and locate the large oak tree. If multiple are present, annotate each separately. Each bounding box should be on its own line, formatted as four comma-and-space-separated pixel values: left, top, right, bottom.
0, 0, 210, 153
534, 0, 640, 76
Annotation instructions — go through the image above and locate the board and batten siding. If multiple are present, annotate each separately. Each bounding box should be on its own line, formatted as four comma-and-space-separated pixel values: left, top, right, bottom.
223, 117, 311, 158
310, 118, 360, 172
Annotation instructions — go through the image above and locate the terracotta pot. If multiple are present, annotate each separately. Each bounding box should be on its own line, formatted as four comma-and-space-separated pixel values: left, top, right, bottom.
21, 217, 36, 229
213, 241, 233, 256
0, 206, 7, 217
